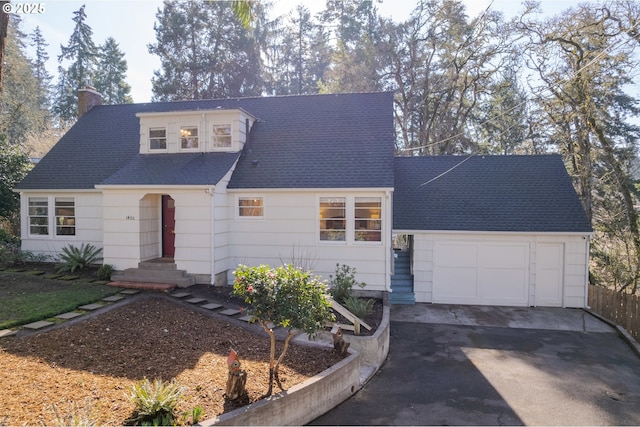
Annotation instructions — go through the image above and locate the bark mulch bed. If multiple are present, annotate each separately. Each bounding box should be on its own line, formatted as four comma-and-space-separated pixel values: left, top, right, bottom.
0, 296, 345, 426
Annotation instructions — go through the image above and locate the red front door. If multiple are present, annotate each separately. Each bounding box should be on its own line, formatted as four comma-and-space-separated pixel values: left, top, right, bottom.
162, 195, 175, 258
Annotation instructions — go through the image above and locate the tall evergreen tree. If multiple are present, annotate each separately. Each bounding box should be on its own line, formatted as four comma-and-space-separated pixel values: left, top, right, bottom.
0, 16, 49, 144
148, 0, 267, 101
475, 66, 535, 155
264, 5, 331, 95
30, 26, 52, 111
318, 0, 391, 93
94, 37, 132, 104
54, 4, 98, 124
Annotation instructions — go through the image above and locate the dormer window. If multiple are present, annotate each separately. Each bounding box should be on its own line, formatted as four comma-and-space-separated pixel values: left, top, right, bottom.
149, 127, 167, 150
137, 109, 254, 154
180, 126, 199, 149
213, 124, 232, 148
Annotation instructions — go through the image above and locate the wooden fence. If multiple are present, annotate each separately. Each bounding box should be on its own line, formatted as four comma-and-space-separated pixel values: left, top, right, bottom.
588, 284, 640, 342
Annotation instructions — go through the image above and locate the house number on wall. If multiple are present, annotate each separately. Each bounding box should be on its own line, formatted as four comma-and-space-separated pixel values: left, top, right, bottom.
125, 216, 135, 220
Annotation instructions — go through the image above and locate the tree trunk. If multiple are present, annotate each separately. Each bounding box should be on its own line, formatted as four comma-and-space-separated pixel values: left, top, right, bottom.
272, 331, 298, 390
588, 116, 640, 292
0, 1, 8, 95
260, 321, 277, 397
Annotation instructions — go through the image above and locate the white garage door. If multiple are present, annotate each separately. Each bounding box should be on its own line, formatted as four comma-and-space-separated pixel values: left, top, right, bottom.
433, 241, 530, 306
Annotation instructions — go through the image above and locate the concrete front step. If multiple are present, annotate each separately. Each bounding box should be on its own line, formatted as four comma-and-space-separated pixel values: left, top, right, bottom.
111, 267, 195, 288
138, 259, 178, 271
109, 281, 177, 291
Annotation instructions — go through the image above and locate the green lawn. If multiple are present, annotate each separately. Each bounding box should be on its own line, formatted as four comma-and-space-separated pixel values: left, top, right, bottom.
0, 271, 121, 329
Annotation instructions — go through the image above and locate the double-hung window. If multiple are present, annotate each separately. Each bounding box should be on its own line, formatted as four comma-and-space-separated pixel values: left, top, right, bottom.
238, 197, 264, 218
319, 196, 382, 243
55, 197, 76, 236
180, 126, 199, 149
213, 124, 232, 148
319, 197, 346, 241
149, 127, 167, 150
28, 197, 48, 235
355, 197, 381, 242
27, 197, 76, 237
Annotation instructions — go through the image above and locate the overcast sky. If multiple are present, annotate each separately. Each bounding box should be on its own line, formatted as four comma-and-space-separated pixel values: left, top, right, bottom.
16, 0, 581, 103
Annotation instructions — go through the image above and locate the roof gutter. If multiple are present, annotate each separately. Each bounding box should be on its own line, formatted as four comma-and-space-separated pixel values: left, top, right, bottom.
392, 229, 594, 237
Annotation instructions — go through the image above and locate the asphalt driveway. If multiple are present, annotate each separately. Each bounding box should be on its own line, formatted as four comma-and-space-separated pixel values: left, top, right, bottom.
310, 305, 640, 426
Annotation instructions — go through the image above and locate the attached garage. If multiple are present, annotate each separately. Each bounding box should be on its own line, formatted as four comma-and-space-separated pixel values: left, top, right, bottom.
433, 240, 530, 306
393, 155, 593, 308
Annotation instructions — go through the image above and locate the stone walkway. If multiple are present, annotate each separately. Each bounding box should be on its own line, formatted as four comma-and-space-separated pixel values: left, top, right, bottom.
0, 283, 266, 339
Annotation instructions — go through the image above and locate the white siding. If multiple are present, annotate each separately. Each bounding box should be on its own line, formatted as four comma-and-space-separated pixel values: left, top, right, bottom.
101, 188, 214, 275
409, 232, 590, 308
138, 110, 254, 154
213, 169, 234, 281
20, 192, 103, 259
103, 191, 145, 269
227, 190, 392, 291
172, 190, 213, 275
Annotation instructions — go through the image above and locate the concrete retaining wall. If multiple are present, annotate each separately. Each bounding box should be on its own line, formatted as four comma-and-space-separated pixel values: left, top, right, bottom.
199, 299, 391, 426
342, 305, 390, 368
200, 350, 361, 426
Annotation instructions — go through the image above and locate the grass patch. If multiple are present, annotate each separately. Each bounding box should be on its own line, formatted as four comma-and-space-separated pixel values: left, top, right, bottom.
0, 272, 121, 330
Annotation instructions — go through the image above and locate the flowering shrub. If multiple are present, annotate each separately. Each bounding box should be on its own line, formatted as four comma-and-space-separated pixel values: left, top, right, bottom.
233, 264, 335, 396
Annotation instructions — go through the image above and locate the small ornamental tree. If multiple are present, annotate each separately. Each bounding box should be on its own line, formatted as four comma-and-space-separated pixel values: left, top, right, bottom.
233, 264, 335, 396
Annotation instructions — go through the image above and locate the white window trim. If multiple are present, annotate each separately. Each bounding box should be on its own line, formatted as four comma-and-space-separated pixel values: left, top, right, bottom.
318, 196, 348, 245
212, 123, 233, 151
179, 124, 200, 151
148, 126, 168, 152
27, 196, 49, 237
354, 196, 383, 245
236, 195, 265, 220
26, 196, 78, 240
55, 196, 76, 237
317, 195, 383, 245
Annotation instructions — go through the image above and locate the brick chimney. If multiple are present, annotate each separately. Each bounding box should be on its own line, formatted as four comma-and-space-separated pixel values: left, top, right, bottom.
77, 85, 102, 118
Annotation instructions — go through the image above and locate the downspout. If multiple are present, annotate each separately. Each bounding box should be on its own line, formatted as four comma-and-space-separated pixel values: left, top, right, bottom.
207, 187, 215, 285
584, 234, 591, 308
202, 113, 206, 153
385, 190, 392, 292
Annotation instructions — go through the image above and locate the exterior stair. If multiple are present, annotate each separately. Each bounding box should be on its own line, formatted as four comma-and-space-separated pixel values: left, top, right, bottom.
111, 258, 196, 288
390, 250, 415, 304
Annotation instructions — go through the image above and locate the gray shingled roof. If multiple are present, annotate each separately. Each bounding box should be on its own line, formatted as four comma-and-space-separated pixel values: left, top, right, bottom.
393, 155, 593, 233
227, 92, 394, 189
16, 92, 395, 190
99, 153, 240, 186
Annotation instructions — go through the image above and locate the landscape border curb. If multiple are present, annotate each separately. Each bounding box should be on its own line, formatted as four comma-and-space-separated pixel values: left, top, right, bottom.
584, 308, 640, 359
199, 299, 391, 426
198, 350, 362, 426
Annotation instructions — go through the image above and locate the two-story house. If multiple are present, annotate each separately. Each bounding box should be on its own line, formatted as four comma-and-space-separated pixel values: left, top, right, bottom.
14, 89, 593, 307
